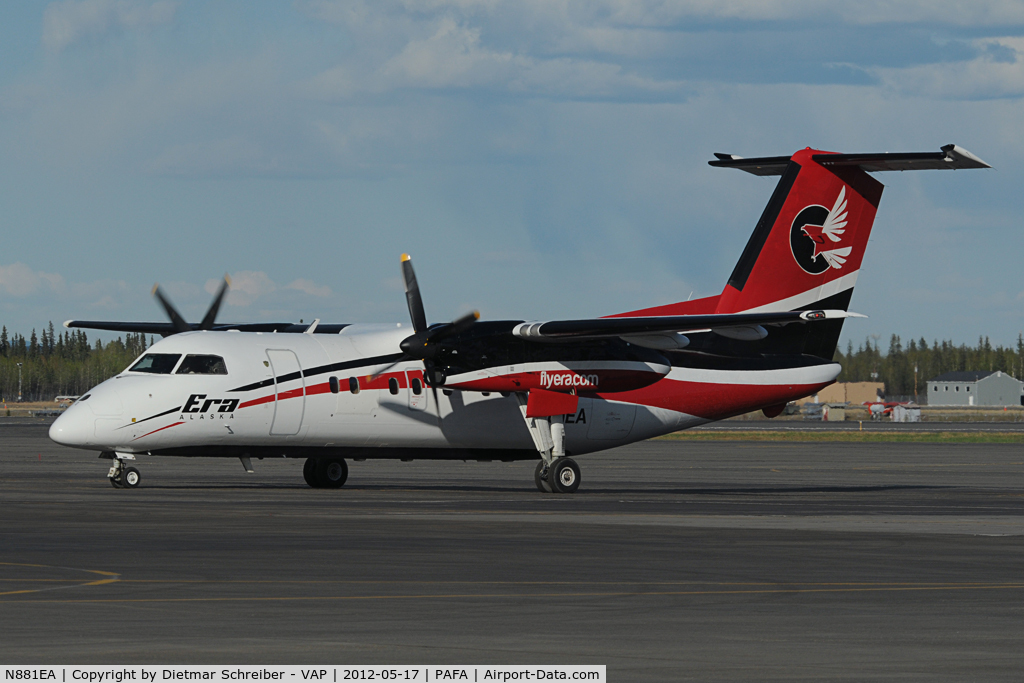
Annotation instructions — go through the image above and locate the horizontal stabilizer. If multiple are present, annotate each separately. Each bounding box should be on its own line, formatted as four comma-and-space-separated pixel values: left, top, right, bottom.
710, 145, 990, 176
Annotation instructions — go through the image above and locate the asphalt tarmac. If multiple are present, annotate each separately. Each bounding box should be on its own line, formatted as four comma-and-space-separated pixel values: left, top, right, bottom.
3, 418, 1024, 681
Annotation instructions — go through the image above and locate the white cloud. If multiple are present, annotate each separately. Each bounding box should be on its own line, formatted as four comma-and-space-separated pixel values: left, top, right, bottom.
305, 16, 683, 100
42, 0, 178, 52
0, 263, 65, 298
301, 0, 1024, 30
286, 278, 333, 297
206, 271, 276, 307
378, 19, 518, 89
202, 273, 333, 306
876, 37, 1024, 99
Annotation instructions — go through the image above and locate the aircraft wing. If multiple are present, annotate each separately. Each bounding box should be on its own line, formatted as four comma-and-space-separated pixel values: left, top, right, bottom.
63, 320, 351, 335
511, 309, 862, 342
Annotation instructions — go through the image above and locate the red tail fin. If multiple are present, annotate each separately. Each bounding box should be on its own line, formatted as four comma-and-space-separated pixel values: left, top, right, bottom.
615, 145, 988, 322
715, 148, 882, 314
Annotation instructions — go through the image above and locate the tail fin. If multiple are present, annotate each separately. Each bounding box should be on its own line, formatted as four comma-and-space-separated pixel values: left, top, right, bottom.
714, 147, 882, 316
707, 145, 988, 357
613, 145, 989, 358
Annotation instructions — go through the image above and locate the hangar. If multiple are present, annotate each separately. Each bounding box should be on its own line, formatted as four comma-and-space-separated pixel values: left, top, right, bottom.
926, 370, 1024, 406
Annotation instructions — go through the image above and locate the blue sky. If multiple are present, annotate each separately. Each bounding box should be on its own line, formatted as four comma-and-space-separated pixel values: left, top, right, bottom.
1, 1, 1022, 349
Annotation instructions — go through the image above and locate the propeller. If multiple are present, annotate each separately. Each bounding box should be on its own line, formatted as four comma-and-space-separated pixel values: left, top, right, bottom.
369, 255, 480, 405
151, 275, 232, 335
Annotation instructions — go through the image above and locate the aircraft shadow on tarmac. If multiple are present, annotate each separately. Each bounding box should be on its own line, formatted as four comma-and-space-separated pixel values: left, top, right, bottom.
115, 482, 953, 495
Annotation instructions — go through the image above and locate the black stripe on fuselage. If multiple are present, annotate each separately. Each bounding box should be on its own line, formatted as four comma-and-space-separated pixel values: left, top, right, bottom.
228, 352, 406, 393
116, 405, 183, 430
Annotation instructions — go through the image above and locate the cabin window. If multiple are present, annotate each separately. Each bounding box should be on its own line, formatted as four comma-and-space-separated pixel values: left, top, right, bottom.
967, 387, 971, 392
329, 376, 340, 394
129, 354, 181, 374
349, 377, 360, 394
955, 386, 959, 391
388, 377, 399, 395
411, 378, 422, 395
175, 355, 228, 375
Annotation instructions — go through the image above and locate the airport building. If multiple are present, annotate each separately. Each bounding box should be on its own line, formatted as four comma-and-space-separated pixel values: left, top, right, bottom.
926, 370, 1024, 406
798, 381, 884, 405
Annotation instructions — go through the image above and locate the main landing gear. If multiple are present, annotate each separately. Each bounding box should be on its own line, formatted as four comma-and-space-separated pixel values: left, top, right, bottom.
517, 394, 582, 494
103, 452, 141, 489
534, 457, 581, 494
303, 457, 349, 489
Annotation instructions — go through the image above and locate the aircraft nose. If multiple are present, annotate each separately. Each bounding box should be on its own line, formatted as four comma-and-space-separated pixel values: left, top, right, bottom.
49, 405, 95, 448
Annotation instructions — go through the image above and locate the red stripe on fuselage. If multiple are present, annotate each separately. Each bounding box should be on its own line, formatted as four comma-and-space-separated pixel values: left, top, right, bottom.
238, 394, 276, 409
131, 421, 185, 441
236, 372, 415, 410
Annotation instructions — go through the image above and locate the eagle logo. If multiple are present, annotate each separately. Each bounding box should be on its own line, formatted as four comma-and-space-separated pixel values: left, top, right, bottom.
789, 186, 853, 274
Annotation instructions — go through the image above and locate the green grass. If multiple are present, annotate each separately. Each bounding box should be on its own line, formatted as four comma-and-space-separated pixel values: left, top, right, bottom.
659, 430, 1024, 444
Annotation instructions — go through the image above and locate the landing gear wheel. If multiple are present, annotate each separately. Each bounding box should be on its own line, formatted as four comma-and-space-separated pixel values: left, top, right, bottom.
122, 467, 141, 488
534, 461, 552, 493
303, 458, 318, 488
315, 458, 348, 489
109, 474, 123, 488
548, 458, 581, 494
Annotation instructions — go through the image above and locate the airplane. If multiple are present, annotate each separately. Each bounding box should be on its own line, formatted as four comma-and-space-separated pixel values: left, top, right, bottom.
48, 145, 990, 492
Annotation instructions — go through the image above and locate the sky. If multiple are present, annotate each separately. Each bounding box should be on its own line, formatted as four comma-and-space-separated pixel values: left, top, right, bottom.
1, 1, 1023, 349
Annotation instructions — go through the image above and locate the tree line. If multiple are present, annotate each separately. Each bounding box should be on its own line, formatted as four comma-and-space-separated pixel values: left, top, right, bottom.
0, 323, 152, 402
835, 334, 1024, 398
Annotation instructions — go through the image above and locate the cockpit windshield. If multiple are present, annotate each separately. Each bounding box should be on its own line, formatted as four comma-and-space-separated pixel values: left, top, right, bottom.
175, 354, 228, 375
129, 354, 182, 374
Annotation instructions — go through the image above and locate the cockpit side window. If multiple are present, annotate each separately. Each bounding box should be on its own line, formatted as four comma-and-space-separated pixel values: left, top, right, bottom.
129, 354, 182, 374
175, 354, 228, 375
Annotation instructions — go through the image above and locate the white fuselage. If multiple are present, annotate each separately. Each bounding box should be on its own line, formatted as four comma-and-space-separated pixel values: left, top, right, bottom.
49, 324, 841, 460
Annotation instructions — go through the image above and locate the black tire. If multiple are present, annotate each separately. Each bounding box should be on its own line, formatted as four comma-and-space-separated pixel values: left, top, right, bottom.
548, 458, 581, 494
315, 458, 348, 489
109, 474, 123, 488
303, 458, 318, 488
122, 467, 141, 488
534, 461, 552, 493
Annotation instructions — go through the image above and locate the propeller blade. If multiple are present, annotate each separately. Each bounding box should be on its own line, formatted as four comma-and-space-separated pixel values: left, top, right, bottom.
428, 310, 480, 343
449, 310, 480, 335
401, 254, 428, 334
366, 356, 410, 383
200, 275, 231, 331
152, 285, 192, 335
425, 360, 442, 420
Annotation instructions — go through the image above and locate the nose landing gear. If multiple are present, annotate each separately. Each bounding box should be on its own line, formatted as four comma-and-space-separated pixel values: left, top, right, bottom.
104, 452, 141, 489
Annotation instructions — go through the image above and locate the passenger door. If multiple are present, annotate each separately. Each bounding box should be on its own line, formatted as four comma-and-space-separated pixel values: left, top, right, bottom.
266, 349, 305, 435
